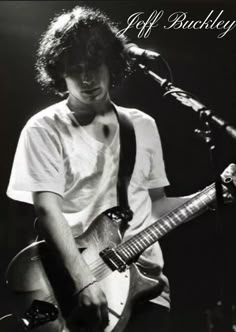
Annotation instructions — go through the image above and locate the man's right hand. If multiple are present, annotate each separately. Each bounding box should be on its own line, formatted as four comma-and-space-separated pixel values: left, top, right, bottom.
67, 281, 109, 331
33, 192, 109, 331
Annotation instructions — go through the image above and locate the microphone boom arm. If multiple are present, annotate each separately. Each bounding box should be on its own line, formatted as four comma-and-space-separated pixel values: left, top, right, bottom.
139, 64, 236, 141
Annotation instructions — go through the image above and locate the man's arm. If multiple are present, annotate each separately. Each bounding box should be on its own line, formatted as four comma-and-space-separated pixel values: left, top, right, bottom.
149, 187, 193, 220
33, 191, 109, 330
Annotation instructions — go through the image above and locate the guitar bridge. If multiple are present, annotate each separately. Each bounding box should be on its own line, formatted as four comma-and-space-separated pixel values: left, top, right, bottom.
100, 247, 127, 272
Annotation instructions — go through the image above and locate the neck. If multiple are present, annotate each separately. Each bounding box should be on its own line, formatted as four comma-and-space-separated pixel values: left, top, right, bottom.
68, 93, 112, 113
66, 95, 113, 125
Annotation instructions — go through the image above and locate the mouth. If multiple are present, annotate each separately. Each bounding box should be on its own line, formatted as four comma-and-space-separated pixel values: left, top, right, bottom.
82, 87, 101, 95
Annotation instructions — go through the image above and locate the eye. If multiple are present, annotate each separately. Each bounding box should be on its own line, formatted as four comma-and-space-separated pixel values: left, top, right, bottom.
76, 64, 85, 72
66, 64, 85, 75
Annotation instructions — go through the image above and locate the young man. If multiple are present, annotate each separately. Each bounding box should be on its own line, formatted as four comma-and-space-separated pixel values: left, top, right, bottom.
6, 5, 236, 332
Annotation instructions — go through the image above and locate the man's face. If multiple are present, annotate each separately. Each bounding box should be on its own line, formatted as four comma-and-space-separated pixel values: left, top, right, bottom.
63, 63, 110, 105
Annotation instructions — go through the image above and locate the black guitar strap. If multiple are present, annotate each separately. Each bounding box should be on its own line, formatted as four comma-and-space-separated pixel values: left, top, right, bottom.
115, 108, 136, 215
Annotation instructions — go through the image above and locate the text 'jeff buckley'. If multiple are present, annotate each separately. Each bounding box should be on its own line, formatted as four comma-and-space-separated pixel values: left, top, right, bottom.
116, 10, 236, 39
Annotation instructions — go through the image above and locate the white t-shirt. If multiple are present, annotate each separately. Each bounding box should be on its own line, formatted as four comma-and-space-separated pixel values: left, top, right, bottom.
7, 100, 170, 307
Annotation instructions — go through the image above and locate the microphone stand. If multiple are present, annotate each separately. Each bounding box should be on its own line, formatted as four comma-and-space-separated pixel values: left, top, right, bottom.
138, 63, 235, 332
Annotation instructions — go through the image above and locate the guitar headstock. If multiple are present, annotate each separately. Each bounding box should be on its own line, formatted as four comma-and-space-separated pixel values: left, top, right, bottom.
221, 164, 236, 184
221, 163, 236, 200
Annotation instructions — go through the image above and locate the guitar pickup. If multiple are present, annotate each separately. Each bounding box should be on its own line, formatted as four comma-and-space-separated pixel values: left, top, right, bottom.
100, 247, 127, 272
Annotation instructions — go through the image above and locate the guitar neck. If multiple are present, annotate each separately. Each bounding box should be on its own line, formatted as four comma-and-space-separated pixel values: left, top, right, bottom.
116, 183, 226, 263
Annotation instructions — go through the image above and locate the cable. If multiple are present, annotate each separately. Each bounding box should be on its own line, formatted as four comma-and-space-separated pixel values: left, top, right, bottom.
159, 55, 174, 84
0, 313, 14, 321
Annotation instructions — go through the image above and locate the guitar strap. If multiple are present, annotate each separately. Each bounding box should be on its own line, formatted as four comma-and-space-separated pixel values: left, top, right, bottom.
115, 108, 136, 217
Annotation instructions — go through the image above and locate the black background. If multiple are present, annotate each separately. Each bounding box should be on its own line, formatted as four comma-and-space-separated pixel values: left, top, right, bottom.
0, 1, 235, 331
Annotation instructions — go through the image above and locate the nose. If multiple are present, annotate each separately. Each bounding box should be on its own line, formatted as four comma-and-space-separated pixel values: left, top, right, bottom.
80, 67, 95, 86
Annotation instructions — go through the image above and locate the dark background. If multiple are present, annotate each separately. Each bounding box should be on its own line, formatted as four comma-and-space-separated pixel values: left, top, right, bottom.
0, 1, 235, 331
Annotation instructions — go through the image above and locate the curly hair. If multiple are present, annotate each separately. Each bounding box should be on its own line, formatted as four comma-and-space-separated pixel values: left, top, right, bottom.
35, 6, 134, 96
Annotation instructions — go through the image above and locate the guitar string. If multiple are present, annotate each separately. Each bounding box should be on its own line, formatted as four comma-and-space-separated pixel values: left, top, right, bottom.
114, 183, 217, 260
91, 263, 112, 280
86, 257, 113, 280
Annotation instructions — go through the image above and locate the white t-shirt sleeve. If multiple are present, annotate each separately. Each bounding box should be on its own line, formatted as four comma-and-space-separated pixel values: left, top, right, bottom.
7, 126, 65, 204
147, 118, 170, 188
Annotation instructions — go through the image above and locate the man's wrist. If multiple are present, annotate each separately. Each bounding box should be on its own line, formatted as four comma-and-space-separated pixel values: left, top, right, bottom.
73, 271, 97, 291
73, 279, 97, 297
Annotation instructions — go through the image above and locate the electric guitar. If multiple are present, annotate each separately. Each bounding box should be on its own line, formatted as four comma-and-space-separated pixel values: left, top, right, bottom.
5, 165, 235, 332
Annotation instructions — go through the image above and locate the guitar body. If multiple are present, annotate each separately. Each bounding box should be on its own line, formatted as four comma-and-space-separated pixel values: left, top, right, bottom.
6, 211, 163, 332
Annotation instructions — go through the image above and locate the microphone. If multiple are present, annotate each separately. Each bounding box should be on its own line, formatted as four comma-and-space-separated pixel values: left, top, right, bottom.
125, 43, 160, 61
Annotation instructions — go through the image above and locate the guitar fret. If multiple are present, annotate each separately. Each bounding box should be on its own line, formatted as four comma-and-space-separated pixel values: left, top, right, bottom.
153, 225, 163, 237
139, 237, 149, 247
163, 219, 172, 229
149, 227, 158, 237
172, 212, 182, 223
135, 233, 153, 252
199, 192, 212, 206
185, 204, 195, 214
193, 197, 204, 212
195, 197, 203, 210
194, 195, 203, 205
146, 227, 158, 242
123, 245, 135, 257
132, 240, 142, 252
120, 239, 142, 260
159, 223, 167, 234
145, 233, 154, 243
180, 209, 188, 218
146, 229, 156, 241
190, 200, 200, 211
128, 245, 138, 256
144, 234, 151, 245
118, 247, 131, 260
166, 216, 177, 227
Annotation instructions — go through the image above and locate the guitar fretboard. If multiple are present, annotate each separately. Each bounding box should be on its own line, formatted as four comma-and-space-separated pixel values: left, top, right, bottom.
116, 183, 223, 263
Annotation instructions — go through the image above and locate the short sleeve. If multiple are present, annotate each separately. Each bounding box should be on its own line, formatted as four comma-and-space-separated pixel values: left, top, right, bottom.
147, 119, 170, 188
7, 126, 65, 204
